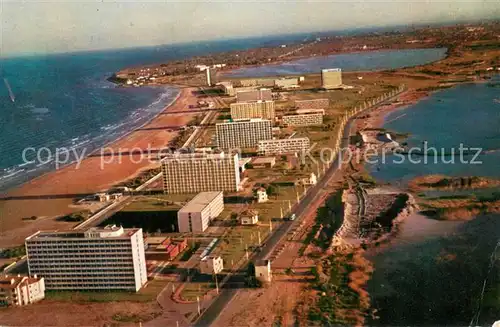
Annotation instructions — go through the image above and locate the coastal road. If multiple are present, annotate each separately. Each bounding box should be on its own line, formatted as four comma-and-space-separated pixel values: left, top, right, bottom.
194, 112, 354, 327
193, 90, 406, 327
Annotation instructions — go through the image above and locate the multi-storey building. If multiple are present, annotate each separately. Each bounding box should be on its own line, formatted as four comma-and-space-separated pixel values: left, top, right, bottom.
238, 78, 275, 87
25, 226, 147, 292
258, 137, 311, 155
177, 191, 224, 233
0, 275, 45, 307
294, 99, 330, 110
206, 68, 217, 86
230, 101, 275, 120
216, 119, 272, 149
282, 113, 323, 126
219, 81, 235, 96
161, 152, 240, 194
295, 108, 326, 115
236, 88, 272, 102
321, 68, 342, 89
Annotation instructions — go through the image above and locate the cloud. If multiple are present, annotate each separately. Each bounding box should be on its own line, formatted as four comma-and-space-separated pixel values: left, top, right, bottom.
1, 0, 498, 56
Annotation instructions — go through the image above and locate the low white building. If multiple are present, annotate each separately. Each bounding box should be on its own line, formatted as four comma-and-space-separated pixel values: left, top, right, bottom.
255, 260, 272, 283
200, 256, 224, 274
258, 137, 311, 155
255, 188, 268, 203
178, 192, 224, 233
0, 275, 45, 307
282, 113, 323, 127
300, 172, 317, 186
240, 210, 259, 225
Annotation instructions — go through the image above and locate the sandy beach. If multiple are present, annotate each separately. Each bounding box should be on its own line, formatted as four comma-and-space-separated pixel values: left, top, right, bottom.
0, 86, 199, 247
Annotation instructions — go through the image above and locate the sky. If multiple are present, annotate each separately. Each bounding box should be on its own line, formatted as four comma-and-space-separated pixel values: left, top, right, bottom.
1, 0, 499, 56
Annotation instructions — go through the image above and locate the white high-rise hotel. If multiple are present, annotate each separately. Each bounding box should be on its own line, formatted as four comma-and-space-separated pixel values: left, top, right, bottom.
216, 118, 272, 149
25, 225, 147, 292
161, 151, 240, 194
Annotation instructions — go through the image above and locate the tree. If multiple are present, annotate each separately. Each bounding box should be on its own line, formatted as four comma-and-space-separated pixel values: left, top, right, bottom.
266, 184, 278, 196
245, 261, 261, 288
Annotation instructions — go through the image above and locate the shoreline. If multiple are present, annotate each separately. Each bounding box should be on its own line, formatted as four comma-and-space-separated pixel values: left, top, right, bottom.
0, 85, 199, 248
221, 47, 449, 79
0, 86, 182, 195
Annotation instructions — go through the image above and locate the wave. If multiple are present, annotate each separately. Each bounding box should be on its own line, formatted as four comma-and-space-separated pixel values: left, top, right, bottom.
22, 104, 50, 114
0, 86, 180, 192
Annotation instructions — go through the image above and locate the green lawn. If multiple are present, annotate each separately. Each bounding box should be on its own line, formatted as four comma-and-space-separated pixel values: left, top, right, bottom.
44, 278, 169, 303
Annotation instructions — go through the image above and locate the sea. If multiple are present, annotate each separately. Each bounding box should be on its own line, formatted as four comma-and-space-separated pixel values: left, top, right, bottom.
366, 75, 500, 326
0, 35, 446, 192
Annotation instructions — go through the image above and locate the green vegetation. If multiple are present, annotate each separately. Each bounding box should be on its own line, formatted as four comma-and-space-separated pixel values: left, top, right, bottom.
112, 312, 161, 323
477, 192, 500, 203
244, 262, 261, 288
374, 193, 409, 227
301, 191, 344, 255
1, 246, 26, 259
466, 42, 500, 51
45, 278, 168, 303
179, 242, 200, 261
308, 253, 372, 325
218, 114, 231, 120
418, 69, 449, 76
21, 215, 38, 221
420, 176, 481, 188
120, 168, 161, 189
59, 211, 90, 222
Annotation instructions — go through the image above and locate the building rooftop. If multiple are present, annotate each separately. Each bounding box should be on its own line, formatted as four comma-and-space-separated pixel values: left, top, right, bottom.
179, 191, 223, 213
0, 275, 42, 290
322, 68, 341, 72
252, 157, 276, 164
26, 225, 140, 241
231, 100, 274, 105
161, 151, 237, 162
217, 118, 270, 125
294, 98, 329, 103
259, 137, 309, 143
255, 259, 270, 266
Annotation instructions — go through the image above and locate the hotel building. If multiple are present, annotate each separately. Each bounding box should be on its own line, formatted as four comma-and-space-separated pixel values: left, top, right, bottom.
239, 78, 275, 87
219, 81, 235, 96
282, 113, 323, 126
294, 99, 330, 110
236, 88, 272, 102
178, 191, 224, 233
321, 68, 343, 89
216, 119, 272, 149
0, 275, 45, 307
161, 152, 240, 194
25, 226, 147, 292
258, 137, 311, 155
230, 101, 275, 120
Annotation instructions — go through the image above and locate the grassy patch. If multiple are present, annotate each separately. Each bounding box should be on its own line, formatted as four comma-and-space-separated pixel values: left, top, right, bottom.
45, 279, 168, 303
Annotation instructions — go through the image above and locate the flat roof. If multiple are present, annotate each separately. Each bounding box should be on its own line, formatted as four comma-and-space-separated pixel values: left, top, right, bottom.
26, 226, 140, 241
179, 191, 223, 213
322, 68, 341, 72
259, 137, 309, 144
252, 157, 276, 164
161, 151, 237, 162
294, 98, 329, 103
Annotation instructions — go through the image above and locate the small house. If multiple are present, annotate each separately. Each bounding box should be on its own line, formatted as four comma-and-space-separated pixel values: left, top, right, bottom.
255, 188, 268, 203
200, 256, 224, 275
255, 259, 272, 283
240, 210, 259, 225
